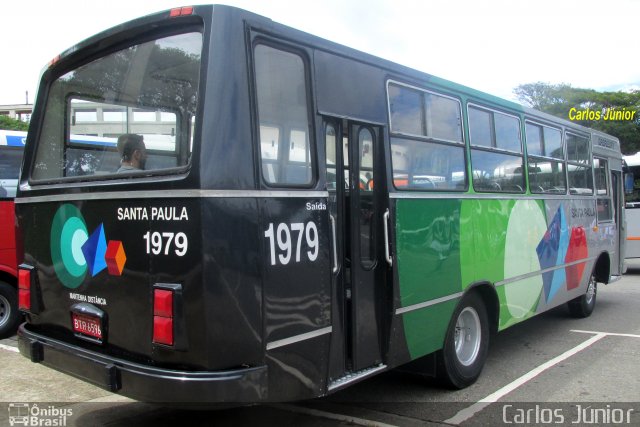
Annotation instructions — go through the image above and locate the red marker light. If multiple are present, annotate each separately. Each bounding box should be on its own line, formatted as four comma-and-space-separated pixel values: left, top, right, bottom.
18, 268, 31, 311
169, 6, 194, 17
153, 316, 174, 346
153, 288, 174, 346
154, 289, 173, 318
48, 55, 61, 68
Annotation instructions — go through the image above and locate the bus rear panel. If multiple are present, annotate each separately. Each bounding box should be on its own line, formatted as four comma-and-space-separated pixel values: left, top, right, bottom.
18, 6, 274, 402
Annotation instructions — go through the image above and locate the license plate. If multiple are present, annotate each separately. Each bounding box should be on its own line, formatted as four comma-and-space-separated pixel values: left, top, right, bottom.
72, 313, 103, 340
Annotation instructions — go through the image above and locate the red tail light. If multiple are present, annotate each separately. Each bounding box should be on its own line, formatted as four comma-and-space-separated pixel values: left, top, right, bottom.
18, 268, 31, 311
153, 288, 174, 346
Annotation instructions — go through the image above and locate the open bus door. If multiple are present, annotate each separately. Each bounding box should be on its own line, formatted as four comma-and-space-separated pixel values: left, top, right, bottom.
325, 119, 390, 388
612, 170, 625, 274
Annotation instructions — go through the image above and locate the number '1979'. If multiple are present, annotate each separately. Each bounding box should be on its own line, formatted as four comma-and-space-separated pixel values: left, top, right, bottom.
264, 222, 318, 266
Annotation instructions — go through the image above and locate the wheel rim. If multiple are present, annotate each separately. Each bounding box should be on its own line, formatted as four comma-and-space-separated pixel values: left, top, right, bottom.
585, 275, 597, 305
454, 306, 481, 366
0, 293, 10, 329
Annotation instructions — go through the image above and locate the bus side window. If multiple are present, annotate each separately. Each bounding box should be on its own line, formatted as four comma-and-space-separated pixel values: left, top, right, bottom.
566, 132, 593, 195
255, 45, 313, 187
468, 105, 524, 193
594, 157, 613, 222
526, 122, 566, 194
387, 82, 466, 191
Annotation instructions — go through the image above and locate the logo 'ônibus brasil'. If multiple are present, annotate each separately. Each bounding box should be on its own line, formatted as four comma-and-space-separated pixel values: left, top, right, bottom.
51, 204, 127, 289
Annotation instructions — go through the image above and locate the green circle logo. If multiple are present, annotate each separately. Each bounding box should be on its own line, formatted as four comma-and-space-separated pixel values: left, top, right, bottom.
51, 204, 88, 289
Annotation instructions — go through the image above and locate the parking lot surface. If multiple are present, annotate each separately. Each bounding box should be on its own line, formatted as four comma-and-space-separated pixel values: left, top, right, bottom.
1, 264, 639, 426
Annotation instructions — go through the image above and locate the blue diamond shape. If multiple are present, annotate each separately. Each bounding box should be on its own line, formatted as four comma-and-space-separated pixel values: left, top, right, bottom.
81, 223, 107, 276
536, 206, 570, 303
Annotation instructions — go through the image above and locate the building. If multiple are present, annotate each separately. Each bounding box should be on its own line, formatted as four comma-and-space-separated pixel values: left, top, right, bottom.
0, 104, 33, 123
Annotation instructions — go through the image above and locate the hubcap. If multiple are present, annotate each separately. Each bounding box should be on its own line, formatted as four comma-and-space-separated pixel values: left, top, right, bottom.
454, 306, 481, 366
585, 275, 597, 305
0, 294, 10, 328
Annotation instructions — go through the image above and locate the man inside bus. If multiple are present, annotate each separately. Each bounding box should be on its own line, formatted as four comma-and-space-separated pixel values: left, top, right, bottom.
117, 134, 147, 172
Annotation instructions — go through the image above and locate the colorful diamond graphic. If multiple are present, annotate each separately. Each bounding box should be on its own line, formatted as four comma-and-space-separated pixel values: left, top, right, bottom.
566, 226, 588, 290
105, 240, 127, 276
536, 207, 570, 303
81, 223, 108, 277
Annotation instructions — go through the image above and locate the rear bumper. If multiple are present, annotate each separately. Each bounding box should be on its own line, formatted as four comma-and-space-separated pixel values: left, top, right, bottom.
18, 323, 267, 403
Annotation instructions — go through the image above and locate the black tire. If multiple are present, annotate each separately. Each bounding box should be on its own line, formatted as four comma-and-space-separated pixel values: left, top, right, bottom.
437, 292, 489, 389
0, 281, 21, 339
568, 271, 597, 318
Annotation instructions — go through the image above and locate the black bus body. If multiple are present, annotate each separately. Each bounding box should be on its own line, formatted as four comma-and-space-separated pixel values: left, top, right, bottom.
16, 5, 623, 403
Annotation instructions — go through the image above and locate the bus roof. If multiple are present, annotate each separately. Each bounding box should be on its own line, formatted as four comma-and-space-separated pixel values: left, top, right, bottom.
624, 152, 640, 167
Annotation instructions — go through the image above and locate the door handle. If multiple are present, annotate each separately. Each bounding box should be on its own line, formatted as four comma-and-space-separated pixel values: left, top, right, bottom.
330, 214, 338, 273
383, 209, 392, 266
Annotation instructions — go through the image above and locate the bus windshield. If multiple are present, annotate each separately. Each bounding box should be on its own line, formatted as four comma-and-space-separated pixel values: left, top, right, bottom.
32, 31, 202, 181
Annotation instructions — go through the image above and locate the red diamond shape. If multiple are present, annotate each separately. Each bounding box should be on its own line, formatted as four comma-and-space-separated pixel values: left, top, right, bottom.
105, 240, 127, 276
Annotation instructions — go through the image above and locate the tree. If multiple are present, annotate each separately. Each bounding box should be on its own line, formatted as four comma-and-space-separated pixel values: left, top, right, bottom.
0, 115, 29, 131
514, 82, 640, 154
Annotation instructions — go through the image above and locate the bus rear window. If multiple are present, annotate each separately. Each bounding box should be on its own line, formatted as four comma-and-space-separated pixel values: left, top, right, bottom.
32, 32, 202, 181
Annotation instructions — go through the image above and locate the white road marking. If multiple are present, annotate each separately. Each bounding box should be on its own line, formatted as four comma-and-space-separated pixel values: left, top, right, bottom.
84, 394, 134, 403
444, 333, 607, 425
271, 404, 400, 427
0, 343, 19, 353
571, 329, 640, 339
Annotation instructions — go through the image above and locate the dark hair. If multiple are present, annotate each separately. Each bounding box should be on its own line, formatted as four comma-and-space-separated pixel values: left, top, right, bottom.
117, 134, 145, 161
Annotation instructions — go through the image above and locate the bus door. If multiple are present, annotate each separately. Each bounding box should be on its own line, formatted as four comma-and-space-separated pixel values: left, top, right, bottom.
325, 119, 390, 379
612, 170, 624, 274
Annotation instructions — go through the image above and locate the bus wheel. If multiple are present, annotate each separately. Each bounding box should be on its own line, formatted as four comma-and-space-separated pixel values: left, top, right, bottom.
437, 292, 489, 389
0, 282, 21, 339
568, 271, 597, 318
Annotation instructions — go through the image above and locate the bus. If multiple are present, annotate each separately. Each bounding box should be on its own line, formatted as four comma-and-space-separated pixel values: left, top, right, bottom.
0, 130, 26, 338
623, 152, 640, 259
16, 5, 624, 402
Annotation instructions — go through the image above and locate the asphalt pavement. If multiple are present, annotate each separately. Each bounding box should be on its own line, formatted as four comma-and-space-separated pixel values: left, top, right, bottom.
1, 263, 639, 426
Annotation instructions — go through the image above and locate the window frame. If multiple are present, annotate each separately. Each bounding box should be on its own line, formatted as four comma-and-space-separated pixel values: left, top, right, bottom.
565, 130, 594, 196
594, 156, 614, 223
28, 27, 204, 185
62, 95, 186, 179
524, 119, 567, 195
252, 40, 317, 189
468, 103, 523, 155
524, 120, 564, 160
387, 80, 465, 144
467, 103, 525, 194
386, 80, 468, 192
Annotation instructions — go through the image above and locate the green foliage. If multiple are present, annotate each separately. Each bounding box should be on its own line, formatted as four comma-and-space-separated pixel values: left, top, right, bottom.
0, 115, 29, 131
514, 82, 640, 154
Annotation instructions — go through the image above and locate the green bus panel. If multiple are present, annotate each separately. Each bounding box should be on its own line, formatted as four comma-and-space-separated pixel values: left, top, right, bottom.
395, 197, 594, 359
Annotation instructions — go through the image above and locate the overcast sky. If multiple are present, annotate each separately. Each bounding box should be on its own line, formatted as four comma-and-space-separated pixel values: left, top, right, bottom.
1, 0, 638, 106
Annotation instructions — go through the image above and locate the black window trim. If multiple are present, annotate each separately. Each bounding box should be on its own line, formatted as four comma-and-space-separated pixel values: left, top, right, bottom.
524, 119, 564, 161
252, 39, 317, 190
467, 102, 523, 155
28, 27, 204, 186
594, 156, 614, 223
565, 130, 592, 165
467, 103, 525, 194
386, 79, 465, 146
